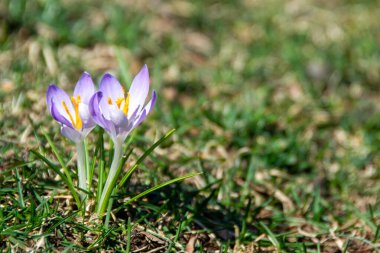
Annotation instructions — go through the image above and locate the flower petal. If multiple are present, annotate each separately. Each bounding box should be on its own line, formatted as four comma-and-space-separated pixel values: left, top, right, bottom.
51, 100, 73, 128
81, 126, 95, 138
78, 103, 95, 128
109, 107, 128, 126
128, 65, 150, 117
89, 92, 116, 135
143, 90, 156, 115
73, 72, 95, 104
99, 73, 124, 101
130, 91, 156, 128
133, 109, 147, 128
61, 126, 82, 142
46, 85, 74, 116
89, 92, 106, 128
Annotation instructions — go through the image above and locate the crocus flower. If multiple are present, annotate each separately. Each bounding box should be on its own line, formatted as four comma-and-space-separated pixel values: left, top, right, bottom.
89, 65, 156, 144
90, 65, 156, 216
46, 72, 96, 143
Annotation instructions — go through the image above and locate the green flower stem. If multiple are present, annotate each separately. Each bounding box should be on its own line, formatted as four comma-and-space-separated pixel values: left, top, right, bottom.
97, 139, 123, 216
84, 141, 91, 191
76, 140, 87, 198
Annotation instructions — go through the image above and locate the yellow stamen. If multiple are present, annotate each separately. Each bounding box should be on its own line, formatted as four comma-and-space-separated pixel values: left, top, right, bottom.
122, 93, 130, 116
68, 96, 82, 130
115, 97, 124, 109
108, 92, 130, 116
62, 101, 75, 128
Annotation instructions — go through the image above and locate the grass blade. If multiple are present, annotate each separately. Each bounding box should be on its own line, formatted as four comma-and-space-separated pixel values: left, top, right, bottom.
126, 217, 132, 253
118, 129, 176, 189
44, 211, 79, 235
120, 172, 201, 207
43, 133, 76, 190
260, 221, 281, 252
15, 168, 25, 208
30, 150, 81, 209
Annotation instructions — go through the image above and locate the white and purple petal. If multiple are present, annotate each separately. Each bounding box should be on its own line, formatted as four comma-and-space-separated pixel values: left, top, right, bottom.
109, 106, 128, 126
61, 126, 82, 143
89, 92, 116, 135
130, 91, 156, 129
46, 85, 74, 118
128, 65, 150, 117
73, 72, 95, 104
143, 90, 156, 115
51, 100, 73, 128
133, 109, 147, 128
99, 73, 124, 101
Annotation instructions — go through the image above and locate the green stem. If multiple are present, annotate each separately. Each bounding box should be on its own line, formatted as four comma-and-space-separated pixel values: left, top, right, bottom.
85, 141, 91, 190
97, 139, 123, 216
76, 141, 87, 198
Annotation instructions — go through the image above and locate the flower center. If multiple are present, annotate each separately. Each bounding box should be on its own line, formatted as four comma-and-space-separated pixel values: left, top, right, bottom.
108, 92, 130, 116
62, 95, 82, 130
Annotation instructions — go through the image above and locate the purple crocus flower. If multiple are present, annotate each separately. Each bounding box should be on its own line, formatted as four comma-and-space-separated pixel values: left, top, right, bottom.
89, 65, 156, 143
46, 72, 96, 143
90, 65, 156, 216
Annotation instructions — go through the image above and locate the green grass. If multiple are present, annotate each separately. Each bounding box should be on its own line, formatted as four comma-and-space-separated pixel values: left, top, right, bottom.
1, 0, 380, 251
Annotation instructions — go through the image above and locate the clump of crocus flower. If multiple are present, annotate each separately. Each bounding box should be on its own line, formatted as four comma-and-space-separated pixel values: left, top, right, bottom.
46, 65, 156, 217
44, 64, 198, 221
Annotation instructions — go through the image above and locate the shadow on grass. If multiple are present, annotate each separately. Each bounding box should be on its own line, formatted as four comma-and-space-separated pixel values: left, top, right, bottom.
114, 180, 258, 246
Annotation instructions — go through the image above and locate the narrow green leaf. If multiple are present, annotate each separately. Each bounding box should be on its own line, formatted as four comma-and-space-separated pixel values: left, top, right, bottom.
15, 168, 25, 208
126, 217, 132, 253
86, 227, 115, 250
121, 172, 201, 207
44, 211, 79, 235
30, 150, 81, 209
43, 133, 75, 189
118, 129, 176, 189
260, 221, 281, 251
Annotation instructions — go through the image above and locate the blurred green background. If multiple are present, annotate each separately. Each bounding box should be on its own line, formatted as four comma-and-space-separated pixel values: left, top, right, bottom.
1, 0, 380, 251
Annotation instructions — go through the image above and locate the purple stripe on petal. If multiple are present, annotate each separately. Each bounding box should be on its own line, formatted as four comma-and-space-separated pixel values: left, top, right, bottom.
115, 105, 139, 137
89, 92, 116, 136
99, 73, 124, 101
128, 105, 140, 122
89, 92, 107, 129
61, 126, 82, 143
133, 109, 147, 128
51, 100, 73, 128
128, 65, 150, 116
73, 72, 95, 104
144, 90, 156, 115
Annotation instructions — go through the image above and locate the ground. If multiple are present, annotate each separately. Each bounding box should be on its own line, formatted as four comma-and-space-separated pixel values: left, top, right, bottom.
1, 0, 380, 252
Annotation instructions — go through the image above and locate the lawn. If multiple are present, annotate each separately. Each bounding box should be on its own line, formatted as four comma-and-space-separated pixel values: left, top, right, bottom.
1, 0, 380, 252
